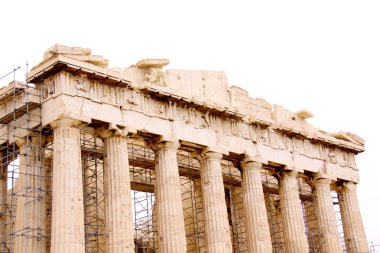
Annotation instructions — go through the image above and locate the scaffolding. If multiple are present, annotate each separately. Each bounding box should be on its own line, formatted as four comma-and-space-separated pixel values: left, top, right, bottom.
81, 130, 106, 253
333, 190, 346, 252
262, 169, 285, 253
129, 141, 156, 252
368, 242, 380, 253
0, 67, 51, 253
298, 177, 321, 253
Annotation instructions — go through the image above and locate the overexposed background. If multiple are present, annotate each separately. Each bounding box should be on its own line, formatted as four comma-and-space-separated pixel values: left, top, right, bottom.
1, 0, 379, 244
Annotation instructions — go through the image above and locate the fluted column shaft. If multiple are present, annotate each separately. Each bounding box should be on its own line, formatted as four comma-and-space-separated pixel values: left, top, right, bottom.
0, 152, 7, 252
14, 136, 47, 253
313, 178, 343, 253
241, 160, 272, 253
100, 129, 134, 253
199, 151, 232, 253
13, 139, 27, 253
154, 141, 187, 253
50, 118, 85, 253
279, 171, 309, 253
338, 182, 369, 253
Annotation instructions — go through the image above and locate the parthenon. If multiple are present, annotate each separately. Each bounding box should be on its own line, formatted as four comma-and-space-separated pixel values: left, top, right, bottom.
0, 44, 369, 252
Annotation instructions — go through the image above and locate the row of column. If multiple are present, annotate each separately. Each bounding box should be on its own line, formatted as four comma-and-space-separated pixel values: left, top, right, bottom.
6, 117, 369, 253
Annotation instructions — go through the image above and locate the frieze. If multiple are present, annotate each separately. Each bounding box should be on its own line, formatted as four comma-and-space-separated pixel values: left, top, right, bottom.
238, 122, 250, 140
41, 77, 55, 99
293, 138, 305, 154
285, 136, 294, 152
268, 129, 286, 150
230, 119, 239, 136
207, 112, 223, 133
124, 90, 141, 110
249, 125, 258, 142
188, 107, 198, 126
48, 71, 358, 170
149, 99, 168, 119
327, 148, 337, 164
257, 126, 270, 146
74, 75, 89, 96
167, 101, 177, 121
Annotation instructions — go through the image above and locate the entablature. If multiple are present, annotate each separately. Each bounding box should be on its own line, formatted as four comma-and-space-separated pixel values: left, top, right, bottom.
27, 45, 364, 155
16, 44, 364, 183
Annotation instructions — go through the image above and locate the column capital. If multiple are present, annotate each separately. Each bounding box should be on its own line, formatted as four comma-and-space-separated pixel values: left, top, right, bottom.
312, 175, 332, 186
316, 178, 332, 185
151, 140, 180, 152
15, 133, 41, 148
95, 123, 128, 139
240, 158, 262, 171
281, 169, 298, 178
201, 150, 223, 160
339, 181, 357, 192
15, 137, 28, 148
50, 117, 83, 130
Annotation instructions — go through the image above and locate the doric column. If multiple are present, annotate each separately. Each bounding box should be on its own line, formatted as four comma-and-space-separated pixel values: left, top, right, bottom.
199, 150, 232, 253
241, 159, 272, 253
279, 170, 309, 253
96, 126, 134, 253
0, 152, 7, 252
50, 118, 85, 253
153, 140, 187, 253
338, 182, 369, 253
13, 135, 47, 253
13, 138, 28, 253
44, 152, 53, 253
313, 178, 343, 253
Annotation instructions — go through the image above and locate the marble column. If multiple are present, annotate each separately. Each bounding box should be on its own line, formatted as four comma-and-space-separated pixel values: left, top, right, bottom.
153, 140, 187, 253
13, 138, 28, 253
50, 118, 85, 253
0, 152, 7, 252
279, 171, 309, 253
199, 151, 232, 253
97, 127, 134, 253
338, 182, 369, 253
313, 178, 343, 253
13, 135, 47, 253
241, 159, 272, 253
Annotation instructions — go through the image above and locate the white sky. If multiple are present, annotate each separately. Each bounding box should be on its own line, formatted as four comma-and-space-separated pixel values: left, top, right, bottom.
1, 0, 379, 244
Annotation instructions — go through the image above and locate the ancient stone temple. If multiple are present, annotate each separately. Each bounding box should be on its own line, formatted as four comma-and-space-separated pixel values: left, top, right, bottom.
0, 44, 369, 253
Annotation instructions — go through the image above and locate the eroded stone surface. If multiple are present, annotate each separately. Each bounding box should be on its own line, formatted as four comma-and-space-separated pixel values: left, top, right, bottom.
199, 151, 232, 253
50, 118, 85, 253
153, 141, 187, 253
98, 127, 134, 253
25, 45, 365, 184
0, 44, 369, 252
241, 159, 273, 253
313, 178, 343, 253
339, 182, 369, 253
279, 171, 309, 253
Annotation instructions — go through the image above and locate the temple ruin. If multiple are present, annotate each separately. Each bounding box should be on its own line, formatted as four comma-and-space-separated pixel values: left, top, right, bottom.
0, 44, 369, 253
